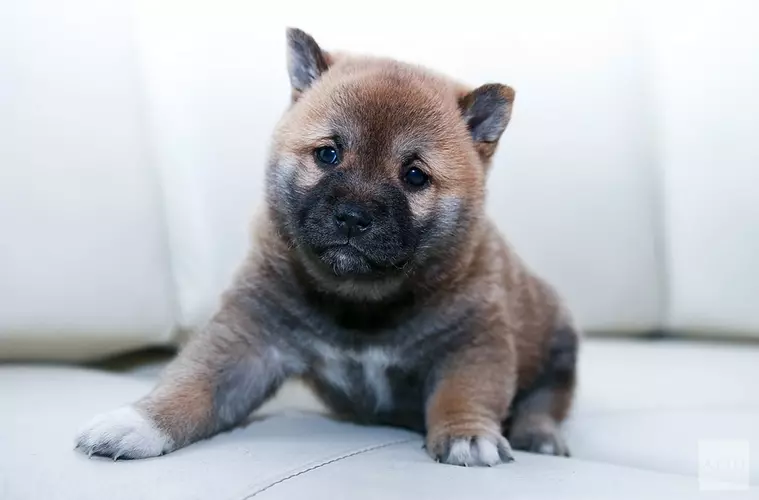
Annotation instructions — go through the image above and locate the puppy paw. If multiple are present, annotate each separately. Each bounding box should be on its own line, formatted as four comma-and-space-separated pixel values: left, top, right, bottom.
427, 433, 514, 467
75, 406, 173, 460
510, 418, 570, 457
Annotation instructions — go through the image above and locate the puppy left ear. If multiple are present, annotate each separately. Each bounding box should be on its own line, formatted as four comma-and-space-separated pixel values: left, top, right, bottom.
286, 28, 330, 101
458, 84, 515, 162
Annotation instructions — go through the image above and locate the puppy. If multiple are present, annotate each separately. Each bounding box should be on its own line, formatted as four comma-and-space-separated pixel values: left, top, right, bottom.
76, 28, 579, 466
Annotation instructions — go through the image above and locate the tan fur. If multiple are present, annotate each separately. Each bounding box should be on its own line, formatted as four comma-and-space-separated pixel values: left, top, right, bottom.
271, 48, 573, 455
75, 29, 578, 466
273, 55, 487, 215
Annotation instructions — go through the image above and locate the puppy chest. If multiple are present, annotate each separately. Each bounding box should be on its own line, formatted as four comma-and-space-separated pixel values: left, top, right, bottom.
310, 347, 425, 423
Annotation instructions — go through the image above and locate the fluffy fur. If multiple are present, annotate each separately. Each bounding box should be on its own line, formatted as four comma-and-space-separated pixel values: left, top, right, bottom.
76, 28, 579, 466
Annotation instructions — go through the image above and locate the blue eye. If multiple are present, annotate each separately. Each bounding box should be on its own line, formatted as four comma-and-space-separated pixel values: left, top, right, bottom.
404, 167, 429, 188
314, 146, 340, 166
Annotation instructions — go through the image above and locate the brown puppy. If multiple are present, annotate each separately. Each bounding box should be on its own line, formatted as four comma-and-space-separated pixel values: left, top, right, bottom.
75, 28, 579, 466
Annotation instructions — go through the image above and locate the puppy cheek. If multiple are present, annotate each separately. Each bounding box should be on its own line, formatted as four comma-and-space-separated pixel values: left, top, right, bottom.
295, 161, 324, 190
414, 196, 465, 259
407, 193, 436, 221
416, 197, 463, 234
436, 197, 464, 236
269, 159, 296, 199
271, 154, 324, 193
267, 162, 305, 236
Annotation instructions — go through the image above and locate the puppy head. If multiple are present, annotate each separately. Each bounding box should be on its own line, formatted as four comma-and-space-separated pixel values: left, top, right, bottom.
266, 28, 514, 299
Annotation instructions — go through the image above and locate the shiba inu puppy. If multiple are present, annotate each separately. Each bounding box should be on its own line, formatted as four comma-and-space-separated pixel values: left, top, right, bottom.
76, 28, 579, 466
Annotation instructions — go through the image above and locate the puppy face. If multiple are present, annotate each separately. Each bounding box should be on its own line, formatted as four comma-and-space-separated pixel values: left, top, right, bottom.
266, 29, 514, 298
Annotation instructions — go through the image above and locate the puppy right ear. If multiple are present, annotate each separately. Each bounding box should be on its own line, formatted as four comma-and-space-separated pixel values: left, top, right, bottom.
286, 28, 330, 101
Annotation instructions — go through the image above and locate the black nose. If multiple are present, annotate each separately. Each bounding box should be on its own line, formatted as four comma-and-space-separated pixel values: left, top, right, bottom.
334, 202, 372, 237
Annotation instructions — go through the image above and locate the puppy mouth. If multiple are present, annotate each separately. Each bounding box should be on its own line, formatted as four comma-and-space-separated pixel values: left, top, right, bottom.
300, 239, 408, 278
318, 243, 375, 277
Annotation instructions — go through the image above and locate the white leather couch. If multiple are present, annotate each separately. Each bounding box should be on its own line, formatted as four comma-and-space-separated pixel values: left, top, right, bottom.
3, 340, 759, 499
2, 1, 758, 498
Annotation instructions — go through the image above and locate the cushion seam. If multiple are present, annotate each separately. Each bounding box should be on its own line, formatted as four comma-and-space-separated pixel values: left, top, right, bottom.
235, 437, 420, 499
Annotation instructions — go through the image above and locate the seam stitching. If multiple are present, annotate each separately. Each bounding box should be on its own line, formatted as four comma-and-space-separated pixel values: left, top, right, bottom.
238, 437, 419, 499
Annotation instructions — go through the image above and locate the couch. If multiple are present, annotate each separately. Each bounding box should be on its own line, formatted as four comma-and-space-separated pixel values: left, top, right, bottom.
2, 1, 758, 498
3, 339, 759, 499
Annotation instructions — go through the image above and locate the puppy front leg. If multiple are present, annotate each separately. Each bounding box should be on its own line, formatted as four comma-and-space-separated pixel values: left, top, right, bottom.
425, 337, 517, 467
76, 293, 293, 460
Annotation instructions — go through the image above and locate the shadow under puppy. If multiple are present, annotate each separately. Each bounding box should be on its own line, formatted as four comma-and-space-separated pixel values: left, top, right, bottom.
76, 28, 579, 466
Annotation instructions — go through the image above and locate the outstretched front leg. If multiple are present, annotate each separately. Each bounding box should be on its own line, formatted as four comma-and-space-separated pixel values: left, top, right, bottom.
75, 287, 298, 459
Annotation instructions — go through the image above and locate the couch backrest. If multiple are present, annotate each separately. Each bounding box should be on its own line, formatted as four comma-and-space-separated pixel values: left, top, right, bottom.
1, 0, 757, 360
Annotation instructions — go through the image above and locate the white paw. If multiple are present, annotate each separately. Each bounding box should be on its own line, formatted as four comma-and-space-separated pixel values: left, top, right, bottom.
431, 435, 515, 467
75, 406, 173, 460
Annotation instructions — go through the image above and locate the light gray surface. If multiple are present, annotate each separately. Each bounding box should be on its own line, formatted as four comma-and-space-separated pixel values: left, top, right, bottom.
2, 339, 758, 499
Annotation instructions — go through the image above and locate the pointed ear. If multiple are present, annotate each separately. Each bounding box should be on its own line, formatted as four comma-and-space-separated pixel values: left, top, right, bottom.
286, 28, 330, 101
458, 84, 515, 162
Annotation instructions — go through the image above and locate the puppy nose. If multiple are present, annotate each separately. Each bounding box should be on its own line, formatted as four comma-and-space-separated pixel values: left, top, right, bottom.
334, 202, 372, 237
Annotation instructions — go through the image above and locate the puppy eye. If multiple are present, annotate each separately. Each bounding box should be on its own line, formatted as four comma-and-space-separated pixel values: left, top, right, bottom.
314, 146, 341, 166
404, 167, 429, 188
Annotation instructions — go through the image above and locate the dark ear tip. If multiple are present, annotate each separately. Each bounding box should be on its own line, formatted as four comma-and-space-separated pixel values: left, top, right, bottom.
286, 27, 312, 44
500, 84, 516, 102
481, 83, 515, 102
459, 83, 515, 110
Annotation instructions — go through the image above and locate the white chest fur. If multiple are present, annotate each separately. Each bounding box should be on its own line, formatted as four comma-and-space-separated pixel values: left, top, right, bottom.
313, 343, 400, 412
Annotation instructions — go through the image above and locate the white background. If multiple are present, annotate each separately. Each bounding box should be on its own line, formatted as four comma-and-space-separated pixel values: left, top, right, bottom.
1, 0, 758, 358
